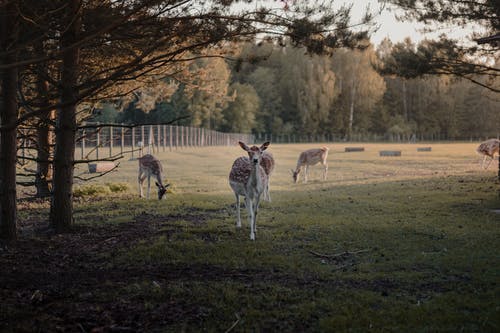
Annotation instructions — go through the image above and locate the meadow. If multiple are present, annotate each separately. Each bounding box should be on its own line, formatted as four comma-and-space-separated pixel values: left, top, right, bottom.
4, 142, 500, 332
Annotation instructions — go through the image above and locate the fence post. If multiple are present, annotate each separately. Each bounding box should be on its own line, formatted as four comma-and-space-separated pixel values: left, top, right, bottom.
175, 126, 179, 149
131, 127, 135, 158
148, 125, 153, 154
120, 126, 124, 156
141, 125, 145, 156
109, 126, 113, 157
169, 125, 172, 151
181, 126, 184, 148
81, 129, 85, 159
157, 124, 161, 153
96, 123, 100, 160
163, 125, 166, 152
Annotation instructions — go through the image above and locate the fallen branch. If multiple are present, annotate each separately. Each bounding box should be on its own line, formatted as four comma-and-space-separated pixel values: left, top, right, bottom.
307, 249, 370, 259
225, 313, 241, 333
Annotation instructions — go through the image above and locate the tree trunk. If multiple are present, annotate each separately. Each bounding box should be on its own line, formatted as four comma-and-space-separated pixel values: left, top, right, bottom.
0, 3, 19, 241
348, 83, 356, 140
35, 70, 54, 198
50, 0, 80, 232
402, 79, 408, 121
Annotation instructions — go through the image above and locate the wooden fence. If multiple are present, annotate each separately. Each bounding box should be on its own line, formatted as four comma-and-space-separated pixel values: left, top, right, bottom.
77, 124, 254, 160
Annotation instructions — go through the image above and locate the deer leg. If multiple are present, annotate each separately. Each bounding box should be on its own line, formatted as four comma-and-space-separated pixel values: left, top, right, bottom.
485, 156, 493, 169
146, 175, 151, 199
304, 165, 309, 183
254, 194, 261, 233
235, 193, 241, 228
264, 182, 271, 202
138, 173, 145, 198
323, 163, 328, 180
245, 196, 255, 240
481, 155, 486, 168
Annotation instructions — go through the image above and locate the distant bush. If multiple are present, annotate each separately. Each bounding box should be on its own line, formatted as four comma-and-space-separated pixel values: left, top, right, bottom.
74, 182, 130, 197
106, 182, 130, 193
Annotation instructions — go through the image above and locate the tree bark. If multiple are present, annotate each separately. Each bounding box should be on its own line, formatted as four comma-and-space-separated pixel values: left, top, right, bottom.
50, 0, 81, 232
348, 82, 356, 140
35, 68, 54, 198
0, 3, 19, 241
402, 79, 408, 121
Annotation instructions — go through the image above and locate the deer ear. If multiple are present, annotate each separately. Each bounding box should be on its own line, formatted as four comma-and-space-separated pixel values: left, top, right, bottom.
155, 181, 161, 188
261, 142, 270, 151
238, 141, 249, 152
165, 183, 171, 188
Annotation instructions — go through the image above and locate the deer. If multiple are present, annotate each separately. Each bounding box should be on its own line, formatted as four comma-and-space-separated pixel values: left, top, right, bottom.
138, 154, 170, 200
291, 147, 329, 183
476, 139, 500, 169
229, 141, 270, 240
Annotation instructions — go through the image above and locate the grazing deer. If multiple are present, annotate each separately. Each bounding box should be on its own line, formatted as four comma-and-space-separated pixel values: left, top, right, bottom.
291, 147, 329, 183
476, 139, 500, 169
138, 154, 170, 199
261, 151, 275, 201
229, 141, 270, 240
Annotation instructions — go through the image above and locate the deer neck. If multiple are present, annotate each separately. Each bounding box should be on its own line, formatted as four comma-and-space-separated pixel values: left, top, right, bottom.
248, 162, 263, 190
151, 169, 163, 186
294, 162, 302, 174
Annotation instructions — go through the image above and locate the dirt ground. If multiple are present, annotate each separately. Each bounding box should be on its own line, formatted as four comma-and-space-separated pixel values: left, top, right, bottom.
0, 199, 210, 333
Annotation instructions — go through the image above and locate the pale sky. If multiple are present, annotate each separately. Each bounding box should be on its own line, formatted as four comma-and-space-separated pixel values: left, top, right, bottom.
234, 1, 481, 47
348, 1, 481, 46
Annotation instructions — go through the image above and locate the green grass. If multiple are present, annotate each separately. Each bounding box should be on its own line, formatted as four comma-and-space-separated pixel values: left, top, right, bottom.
20, 143, 500, 331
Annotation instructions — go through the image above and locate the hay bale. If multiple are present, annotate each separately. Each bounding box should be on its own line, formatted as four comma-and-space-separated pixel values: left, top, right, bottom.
417, 147, 432, 152
345, 147, 365, 152
379, 150, 401, 157
88, 162, 116, 173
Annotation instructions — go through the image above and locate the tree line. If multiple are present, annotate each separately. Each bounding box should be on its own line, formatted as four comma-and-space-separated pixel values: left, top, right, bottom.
95, 39, 499, 141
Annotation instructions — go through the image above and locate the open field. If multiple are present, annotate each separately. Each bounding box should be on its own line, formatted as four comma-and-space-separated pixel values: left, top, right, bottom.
3, 143, 500, 332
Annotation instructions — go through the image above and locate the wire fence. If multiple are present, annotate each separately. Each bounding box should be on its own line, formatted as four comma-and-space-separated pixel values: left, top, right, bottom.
76, 123, 255, 160
254, 132, 500, 144
16, 122, 499, 164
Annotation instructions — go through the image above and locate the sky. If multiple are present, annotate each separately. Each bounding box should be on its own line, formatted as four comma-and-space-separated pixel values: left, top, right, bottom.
235, 1, 481, 47
350, 1, 481, 46
366, 4, 428, 45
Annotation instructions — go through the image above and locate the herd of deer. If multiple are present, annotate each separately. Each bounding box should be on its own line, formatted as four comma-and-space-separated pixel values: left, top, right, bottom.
138, 138, 499, 240
138, 142, 328, 240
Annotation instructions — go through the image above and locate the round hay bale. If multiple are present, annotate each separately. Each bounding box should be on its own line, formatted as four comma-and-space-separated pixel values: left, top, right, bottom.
345, 147, 365, 152
379, 150, 401, 157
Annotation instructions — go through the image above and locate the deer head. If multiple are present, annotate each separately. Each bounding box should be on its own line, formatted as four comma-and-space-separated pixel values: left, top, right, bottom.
239, 141, 270, 165
155, 182, 170, 200
290, 169, 300, 183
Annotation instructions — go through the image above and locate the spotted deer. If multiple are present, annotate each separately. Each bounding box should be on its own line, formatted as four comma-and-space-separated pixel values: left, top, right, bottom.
138, 154, 170, 199
291, 147, 329, 183
476, 139, 500, 169
229, 141, 270, 240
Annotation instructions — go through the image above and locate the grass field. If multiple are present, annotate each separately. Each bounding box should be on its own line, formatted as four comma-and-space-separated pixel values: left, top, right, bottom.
6, 142, 500, 332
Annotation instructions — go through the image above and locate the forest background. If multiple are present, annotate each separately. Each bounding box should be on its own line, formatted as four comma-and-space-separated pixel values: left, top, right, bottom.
91, 39, 500, 142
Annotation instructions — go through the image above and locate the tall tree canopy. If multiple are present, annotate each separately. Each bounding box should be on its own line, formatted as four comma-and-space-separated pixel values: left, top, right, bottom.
384, 0, 499, 92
